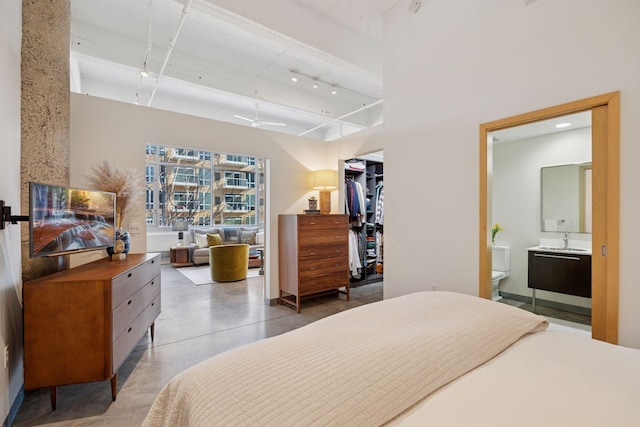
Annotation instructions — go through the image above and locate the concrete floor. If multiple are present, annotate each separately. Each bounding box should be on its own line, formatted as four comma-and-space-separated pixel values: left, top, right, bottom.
13, 265, 383, 426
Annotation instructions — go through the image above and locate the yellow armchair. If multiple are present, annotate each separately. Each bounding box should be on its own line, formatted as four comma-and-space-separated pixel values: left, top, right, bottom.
209, 244, 249, 282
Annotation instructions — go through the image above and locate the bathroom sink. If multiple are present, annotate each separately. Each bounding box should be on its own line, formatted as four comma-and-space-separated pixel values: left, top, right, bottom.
537, 246, 588, 252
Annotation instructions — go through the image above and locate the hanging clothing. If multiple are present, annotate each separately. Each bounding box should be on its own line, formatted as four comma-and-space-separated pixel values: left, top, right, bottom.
345, 179, 366, 225
356, 181, 366, 223
375, 182, 384, 225
348, 229, 362, 278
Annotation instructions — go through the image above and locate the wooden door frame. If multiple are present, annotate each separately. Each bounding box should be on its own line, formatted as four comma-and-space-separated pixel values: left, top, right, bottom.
479, 92, 620, 343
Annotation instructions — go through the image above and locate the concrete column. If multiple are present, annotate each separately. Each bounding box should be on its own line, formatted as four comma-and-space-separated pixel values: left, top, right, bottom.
21, 0, 71, 281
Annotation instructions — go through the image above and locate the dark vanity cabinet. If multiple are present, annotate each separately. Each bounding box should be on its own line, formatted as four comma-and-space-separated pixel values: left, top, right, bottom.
528, 250, 591, 298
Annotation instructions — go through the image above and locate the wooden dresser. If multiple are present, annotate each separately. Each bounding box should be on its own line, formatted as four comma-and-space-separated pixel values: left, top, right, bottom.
278, 214, 349, 312
23, 253, 161, 410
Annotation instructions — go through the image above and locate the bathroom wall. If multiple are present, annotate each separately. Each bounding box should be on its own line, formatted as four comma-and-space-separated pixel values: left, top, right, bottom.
492, 127, 592, 307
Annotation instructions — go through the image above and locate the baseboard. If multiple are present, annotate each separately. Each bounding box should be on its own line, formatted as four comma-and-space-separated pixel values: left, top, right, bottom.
3, 385, 23, 427
500, 291, 592, 316
264, 297, 278, 306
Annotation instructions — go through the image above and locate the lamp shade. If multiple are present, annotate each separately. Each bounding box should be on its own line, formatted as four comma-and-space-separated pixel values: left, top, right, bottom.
312, 169, 337, 190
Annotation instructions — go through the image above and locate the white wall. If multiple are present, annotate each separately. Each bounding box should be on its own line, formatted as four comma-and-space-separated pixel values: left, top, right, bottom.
357, 0, 640, 347
493, 127, 591, 307
70, 94, 331, 301
0, 0, 24, 421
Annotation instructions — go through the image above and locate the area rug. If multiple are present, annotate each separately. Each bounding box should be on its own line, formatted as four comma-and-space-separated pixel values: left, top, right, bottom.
176, 265, 262, 285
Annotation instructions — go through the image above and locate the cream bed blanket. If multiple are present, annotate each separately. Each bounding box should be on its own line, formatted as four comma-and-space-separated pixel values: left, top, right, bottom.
395, 330, 640, 426
142, 291, 548, 426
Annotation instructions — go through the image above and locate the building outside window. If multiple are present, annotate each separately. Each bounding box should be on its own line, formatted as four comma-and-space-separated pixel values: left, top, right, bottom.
146, 144, 265, 228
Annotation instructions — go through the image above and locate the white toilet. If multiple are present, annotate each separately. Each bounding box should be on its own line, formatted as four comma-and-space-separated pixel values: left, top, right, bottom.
491, 245, 510, 301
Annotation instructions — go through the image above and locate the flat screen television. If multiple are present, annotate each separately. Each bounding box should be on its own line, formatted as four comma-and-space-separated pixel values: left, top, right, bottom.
29, 182, 116, 257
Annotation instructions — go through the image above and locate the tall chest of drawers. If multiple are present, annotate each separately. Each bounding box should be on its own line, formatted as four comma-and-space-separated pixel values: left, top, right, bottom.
23, 253, 161, 410
278, 214, 349, 312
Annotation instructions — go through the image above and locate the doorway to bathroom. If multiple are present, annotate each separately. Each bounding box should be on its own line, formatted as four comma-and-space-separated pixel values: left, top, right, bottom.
489, 111, 592, 331
479, 92, 620, 344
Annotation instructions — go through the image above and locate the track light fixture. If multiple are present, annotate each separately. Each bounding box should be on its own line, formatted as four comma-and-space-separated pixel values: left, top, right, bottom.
289, 69, 349, 96
141, 68, 149, 77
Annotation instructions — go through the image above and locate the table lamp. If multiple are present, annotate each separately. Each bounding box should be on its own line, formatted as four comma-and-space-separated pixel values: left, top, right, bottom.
312, 169, 337, 214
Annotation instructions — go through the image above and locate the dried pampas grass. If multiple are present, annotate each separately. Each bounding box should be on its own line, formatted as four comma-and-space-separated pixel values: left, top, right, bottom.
85, 160, 144, 228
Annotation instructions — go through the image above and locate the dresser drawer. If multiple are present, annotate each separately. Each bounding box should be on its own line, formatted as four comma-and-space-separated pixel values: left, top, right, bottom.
142, 295, 161, 330
112, 289, 144, 340
112, 256, 160, 307
112, 313, 146, 373
299, 258, 348, 278
112, 294, 161, 374
299, 272, 348, 295
142, 275, 161, 307
298, 231, 348, 246
299, 244, 348, 261
298, 215, 348, 230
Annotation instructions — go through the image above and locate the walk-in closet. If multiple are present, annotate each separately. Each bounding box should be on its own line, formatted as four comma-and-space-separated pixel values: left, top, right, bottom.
344, 151, 384, 285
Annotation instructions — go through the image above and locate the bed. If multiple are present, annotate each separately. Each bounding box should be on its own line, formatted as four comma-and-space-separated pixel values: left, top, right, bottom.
142, 292, 640, 426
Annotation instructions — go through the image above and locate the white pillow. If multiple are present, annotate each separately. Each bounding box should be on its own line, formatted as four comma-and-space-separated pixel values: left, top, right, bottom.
195, 233, 209, 248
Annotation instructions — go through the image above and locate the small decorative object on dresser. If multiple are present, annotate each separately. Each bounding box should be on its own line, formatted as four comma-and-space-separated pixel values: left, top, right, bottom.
108, 227, 130, 260
305, 197, 320, 214
278, 214, 349, 312
308, 196, 318, 211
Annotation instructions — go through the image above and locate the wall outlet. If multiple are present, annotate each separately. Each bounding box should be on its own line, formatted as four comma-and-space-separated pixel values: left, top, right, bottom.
3, 345, 8, 369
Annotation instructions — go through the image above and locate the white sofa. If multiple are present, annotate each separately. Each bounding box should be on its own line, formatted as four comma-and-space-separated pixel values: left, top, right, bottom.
189, 226, 264, 265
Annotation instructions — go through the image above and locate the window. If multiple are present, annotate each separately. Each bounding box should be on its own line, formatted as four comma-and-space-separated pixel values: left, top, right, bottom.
146, 144, 265, 228
224, 171, 248, 188
145, 166, 155, 223
173, 167, 197, 186
199, 193, 211, 211
225, 194, 247, 212
246, 194, 256, 211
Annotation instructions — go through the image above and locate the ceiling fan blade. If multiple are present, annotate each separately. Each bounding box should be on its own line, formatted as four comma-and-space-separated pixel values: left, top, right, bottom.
260, 121, 287, 127
233, 114, 254, 123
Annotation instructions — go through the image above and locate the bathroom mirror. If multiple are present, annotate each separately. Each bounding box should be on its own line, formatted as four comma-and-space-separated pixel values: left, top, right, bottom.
540, 162, 592, 233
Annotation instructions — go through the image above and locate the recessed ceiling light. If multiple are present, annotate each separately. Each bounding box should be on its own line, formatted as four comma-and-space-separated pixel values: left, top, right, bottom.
555, 122, 571, 128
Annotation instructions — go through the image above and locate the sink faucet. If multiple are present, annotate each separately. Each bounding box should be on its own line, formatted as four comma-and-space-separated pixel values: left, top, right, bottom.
562, 233, 568, 249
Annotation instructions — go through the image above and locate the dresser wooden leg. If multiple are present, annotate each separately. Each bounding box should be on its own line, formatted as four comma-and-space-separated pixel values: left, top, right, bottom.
50, 386, 57, 410
111, 374, 117, 401
150, 322, 155, 341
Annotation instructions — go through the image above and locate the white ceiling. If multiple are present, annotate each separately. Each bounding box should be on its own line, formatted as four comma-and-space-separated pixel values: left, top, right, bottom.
491, 111, 592, 144
70, 0, 403, 141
